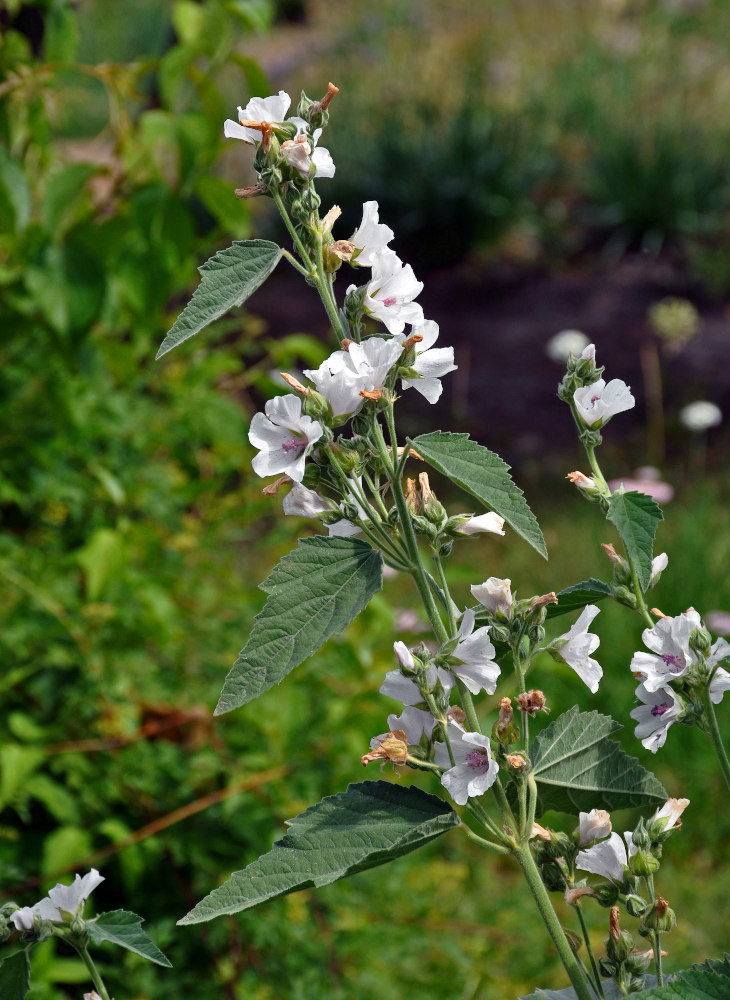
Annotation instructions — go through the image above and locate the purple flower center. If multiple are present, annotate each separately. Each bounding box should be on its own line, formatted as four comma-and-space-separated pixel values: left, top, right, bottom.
590, 394, 601, 405
465, 749, 488, 769
651, 703, 670, 717
380, 295, 397, 307
281, 436, 305, 454
661, 653, 685, 671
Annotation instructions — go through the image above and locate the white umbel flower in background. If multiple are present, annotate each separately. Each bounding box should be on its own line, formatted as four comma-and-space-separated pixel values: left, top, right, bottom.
573, 378, 635, 428
545, 329, 591, 362
679, 400, 722, 431
361, 250, 424, 335
555, 605, 602, 693
351, 201, 395, 266
223, 91, 291, 143
396, 319, 457, 403
450, 609, 501, 695
249, 395, 323, 483
434, 721, 499, 805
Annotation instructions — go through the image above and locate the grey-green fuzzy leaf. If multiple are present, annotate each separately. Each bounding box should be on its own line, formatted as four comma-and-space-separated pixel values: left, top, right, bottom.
546, 578, 612, 619
530, 707, 666, 814
155, 240, 282, 358
87, 909, 172, 967
216, 536, 383, 714
178, 781, 460, 924
410, 431, 547, 559
606, 490, 663, 591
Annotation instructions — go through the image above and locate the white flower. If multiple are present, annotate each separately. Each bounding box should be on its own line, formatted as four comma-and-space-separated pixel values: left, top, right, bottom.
12, 870, 105, 931
282, 117, 335, 178
710, 664, 730, 704
649, 552, 668, 587
282, 484, 330, 518
395, 319, 457, 403
434, 721, 499, 805
573, 378, 635, 428
223, 91, 291, 144
576, 832, 631, 882
380, 646, 453, 706
679, 400, 722, 431
454, 513, 505, 536
450, 609, 501, 695
630, 609, 701, 693
305, 338, 402, 420
545, 330, 591, 363
555, 605, 602, 693
351, 201, 395, 266
470, 577, 513, 617
394, 641, 415, 671
650, 797, 689, 832
249, 395, 323, 483
360, 250, 424, 335
578, 809, 612, 846
630, 682, 684, 752
387, 705, 435, 743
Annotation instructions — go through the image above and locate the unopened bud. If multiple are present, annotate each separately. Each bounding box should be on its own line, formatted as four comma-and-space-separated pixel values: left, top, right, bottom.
405, 478, 421, 515
419, 472, 447, 526
566, 470, 602, 500
593, 882, 620, 907
506, 752, 527, 772
689, 623, 712, 656
640, 896, 676, 935
629, 849, 660, 877
625, 894, 648, 918
492, 698, 520, 745
562, 926, 583, 953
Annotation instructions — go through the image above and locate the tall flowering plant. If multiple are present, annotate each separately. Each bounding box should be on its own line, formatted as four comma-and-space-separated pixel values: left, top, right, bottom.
7, 83, 730, 999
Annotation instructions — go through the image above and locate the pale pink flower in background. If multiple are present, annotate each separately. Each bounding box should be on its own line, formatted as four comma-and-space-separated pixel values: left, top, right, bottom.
224, 91, 291, 143
705, 611, 730, 635
434, 722, 499, 805
360, 250, 424, 335
471, 577, 513, 617
351, 201, 395, 266
396, 319, 457, 403
555, 605, 602, 693
249, 395, 323, 483
579, 808, 612, 846
630, 682, 684, 752
574, 378, 635, 427
608, 466, 674, 504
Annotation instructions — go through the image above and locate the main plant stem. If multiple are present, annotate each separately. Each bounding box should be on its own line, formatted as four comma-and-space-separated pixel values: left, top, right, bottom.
76, 945, 113, 1000
703, 687, 730, 794
513, 843, 594, 1000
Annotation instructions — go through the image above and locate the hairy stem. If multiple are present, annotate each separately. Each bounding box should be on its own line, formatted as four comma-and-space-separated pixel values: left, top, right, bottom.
703, 686, 730, 794
75, 945, 113, 1000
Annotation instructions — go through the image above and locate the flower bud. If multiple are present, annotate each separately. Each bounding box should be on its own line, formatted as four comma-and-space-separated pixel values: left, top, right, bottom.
640, 897, 676, 935
405, 478, 421, 515
566, 470, 602, 500
689, 624, 712, 657
624, 894, 648, 918
438, 541, 453, 558
492, 697, 520, 745
387, 506, 400, 526
419, 473, 447, 527
540, 861, 567, 893
611, 584, 638, 610
629, 849, 660, 877
593, 882, 620, 907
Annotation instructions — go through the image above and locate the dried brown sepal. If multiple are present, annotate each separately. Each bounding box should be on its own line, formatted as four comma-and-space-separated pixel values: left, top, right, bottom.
360, 729, 408, 767
516, 689, 549, 716
401, 333, 424, 352
322, 204, 342, 232
340, 338, 354, 350
330, 240, 355, 261
529, 591, 558, 612
313, 81, 339, 113
280, 372, 307, 394
651, 607, 666, 619
396, 446, 424, 462
564, 886, 596, 906
506, 752, 527, 771
235, 183, 268, 200
262, 475, 292, 496
418, 471, 432, 500
359, 389, 381, 401
609, 905, 622, 942
446, 705, 466, 725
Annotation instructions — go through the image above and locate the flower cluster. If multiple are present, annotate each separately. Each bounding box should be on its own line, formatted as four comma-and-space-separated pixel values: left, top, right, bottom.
11, 869, 104, 931
629, 608, 730, 751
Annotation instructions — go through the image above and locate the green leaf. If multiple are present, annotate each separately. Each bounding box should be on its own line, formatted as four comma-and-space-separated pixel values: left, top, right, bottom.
529, 708, 666, 815
155, 240, 282, 359
606, 490, 663, 591
0, 950, 31, 1000
41, 164, 97, 238
546, 579, 612, 620
409, 431, 547, 559
86, 910, 172, 968
520, 976, 657, 999
216, 537, 383, 714
178, 781, 460, 924
0, 148, 31, 234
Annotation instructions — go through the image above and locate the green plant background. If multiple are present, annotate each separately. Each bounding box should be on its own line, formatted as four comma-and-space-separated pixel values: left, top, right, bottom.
2, 1, 729, 997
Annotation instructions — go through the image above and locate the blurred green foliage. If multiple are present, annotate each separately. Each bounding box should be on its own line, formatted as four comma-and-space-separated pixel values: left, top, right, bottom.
2, 2, 730, 998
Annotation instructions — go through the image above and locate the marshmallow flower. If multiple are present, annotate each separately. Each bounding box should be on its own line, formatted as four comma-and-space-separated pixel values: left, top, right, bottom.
283, 117, 335, 178
304, 337, 403, 422
434, 721, 499, 805
351, 201, 395, 266
573, 378, 635, 428
224, 90, 291, 144
455, 513, 505, 536
630, 682, 684, 752
651, 797, 689, 832
450, 609, 501, 695
555, 605, 603, 693
471, 577, 513, 617
360, 250, 424, 335
11, 869, 105, 931
395, 320, 457, 403
576, 832, 634, 883
631, 608, 730, 700
249, 395, 323, 483
579, 809, 612, 846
